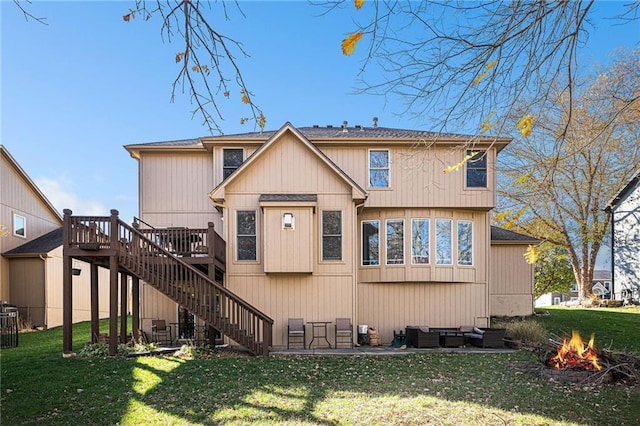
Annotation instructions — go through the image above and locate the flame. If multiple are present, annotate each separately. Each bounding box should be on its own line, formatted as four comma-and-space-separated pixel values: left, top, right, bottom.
548, 330, 602, 371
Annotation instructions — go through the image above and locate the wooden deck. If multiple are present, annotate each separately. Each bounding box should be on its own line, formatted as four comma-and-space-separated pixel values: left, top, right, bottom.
62, 209, 273, 356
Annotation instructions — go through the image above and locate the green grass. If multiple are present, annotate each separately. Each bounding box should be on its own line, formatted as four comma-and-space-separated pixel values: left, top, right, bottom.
1, 309, 639, 425
535, 306, 640, 354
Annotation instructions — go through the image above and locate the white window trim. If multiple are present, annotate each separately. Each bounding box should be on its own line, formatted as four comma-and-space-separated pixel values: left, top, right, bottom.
435, 218, 453, 265
321, 210, 343, 262
361, 219, 380, 267
368, 149, 391, 189
457, 220, 474, 266
13, 213, 26, 238
411, 218, 430, 265
385, 218, 405, 265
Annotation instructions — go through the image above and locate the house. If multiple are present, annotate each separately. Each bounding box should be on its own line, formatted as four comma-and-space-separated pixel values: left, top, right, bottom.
534, 270, 612, 307
118, 120, 539, 347
62, 120, 537, 355
605, 169, 640, 302
1, 145, 112, 329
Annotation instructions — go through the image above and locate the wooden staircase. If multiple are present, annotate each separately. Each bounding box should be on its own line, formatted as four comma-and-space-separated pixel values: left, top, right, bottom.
64, 212, 273, 355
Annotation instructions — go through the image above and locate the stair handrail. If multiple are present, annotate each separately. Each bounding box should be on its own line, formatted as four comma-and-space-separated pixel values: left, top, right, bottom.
117, 219, 274, 330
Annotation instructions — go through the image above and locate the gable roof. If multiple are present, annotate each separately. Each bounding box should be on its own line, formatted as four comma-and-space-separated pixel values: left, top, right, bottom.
0, 145, 63, 224
605, 169, 640, 212
3, 227, 62, 257
490, 226, 540, 244
209, 122, 368, 204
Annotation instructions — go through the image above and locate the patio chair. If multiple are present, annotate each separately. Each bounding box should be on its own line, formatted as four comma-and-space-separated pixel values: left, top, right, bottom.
335, 318, 353, 348
287, 318, 306, 349
152, 319, 172, 346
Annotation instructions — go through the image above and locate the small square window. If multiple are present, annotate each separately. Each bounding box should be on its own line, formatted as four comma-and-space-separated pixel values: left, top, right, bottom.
13, 214, 26, 238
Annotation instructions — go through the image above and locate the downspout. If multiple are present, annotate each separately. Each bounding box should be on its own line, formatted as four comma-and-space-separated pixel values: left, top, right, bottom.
39, 254, 48, 328
354, 199, 366, 344
609, 208, 615, 300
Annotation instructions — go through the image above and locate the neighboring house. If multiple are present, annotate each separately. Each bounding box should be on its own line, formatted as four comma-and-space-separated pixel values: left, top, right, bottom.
606, 169, 640, 302
1, 145, 112, 329
534, 270, 613, 307
114, 121, 536, 349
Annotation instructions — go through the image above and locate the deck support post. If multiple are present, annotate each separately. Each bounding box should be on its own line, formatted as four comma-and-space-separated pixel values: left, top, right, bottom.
90, 263, 99, 343
62, 209, 73, 354
120, 272, 128, 344
132, 276, 140, 341
108, 209, 119, 356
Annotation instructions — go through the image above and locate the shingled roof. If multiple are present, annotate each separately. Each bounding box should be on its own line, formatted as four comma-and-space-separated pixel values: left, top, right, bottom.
3, 228, 63, 256
490, 226, 540, 243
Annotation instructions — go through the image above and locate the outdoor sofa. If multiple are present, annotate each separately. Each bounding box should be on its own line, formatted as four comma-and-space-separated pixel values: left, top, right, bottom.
464, 327, 507, 348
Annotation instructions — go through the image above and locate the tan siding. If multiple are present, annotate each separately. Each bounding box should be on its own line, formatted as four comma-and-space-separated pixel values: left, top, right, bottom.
228, 274, 354, 347
45, 248, 113, 328
9, 258, 45, 326
358, 282, 489, 344
490, 244, 534, 316
139, 152, 215, 218
263, 207, 313, 273
1, 150, 62, 302
322, 145, 496, 209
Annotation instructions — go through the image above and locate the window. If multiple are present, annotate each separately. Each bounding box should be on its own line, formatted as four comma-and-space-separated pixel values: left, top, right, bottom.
223, 148, 243, 179
457, 220, 473, 266
386, 219, 404, 265
435, 219, 452, 265
362, 220, 380, 266
369, 150, 390, 188
322, 211, 342, 261
13, 213, 26, 238
236, 210, 256, 261
411, 218, 430, 264
466, 151, 487, 188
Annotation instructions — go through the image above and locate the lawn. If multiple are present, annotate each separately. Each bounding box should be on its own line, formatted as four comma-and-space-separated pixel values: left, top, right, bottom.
1, 308, 639, 426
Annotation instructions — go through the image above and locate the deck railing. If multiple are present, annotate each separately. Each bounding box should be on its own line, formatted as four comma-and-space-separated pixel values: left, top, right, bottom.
66, 211, 272, 355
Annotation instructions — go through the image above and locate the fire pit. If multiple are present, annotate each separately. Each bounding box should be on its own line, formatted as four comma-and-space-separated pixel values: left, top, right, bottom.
541, 331, 611, 384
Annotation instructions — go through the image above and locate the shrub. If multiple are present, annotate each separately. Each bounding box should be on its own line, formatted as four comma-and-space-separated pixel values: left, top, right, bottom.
493, 318, 549, 347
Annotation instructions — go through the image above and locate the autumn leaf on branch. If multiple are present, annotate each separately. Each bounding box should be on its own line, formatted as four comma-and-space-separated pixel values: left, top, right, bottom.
342, 32, 363, 56
355, 0, 365, 10
524, 245, 540, 264
443, 152, 476, 174
516, 115, 535, 137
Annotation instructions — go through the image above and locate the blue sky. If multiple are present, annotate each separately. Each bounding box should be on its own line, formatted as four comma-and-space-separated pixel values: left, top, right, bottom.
1, 0, 638, 233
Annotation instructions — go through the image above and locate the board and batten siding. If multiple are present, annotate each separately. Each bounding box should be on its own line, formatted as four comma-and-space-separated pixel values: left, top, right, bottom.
321, 145, 496, 209
138, 152, 219, 229
358, 282, 489, 344
229, 274, 354, 347
1, 148, 62, 302
490, 243, 535, 316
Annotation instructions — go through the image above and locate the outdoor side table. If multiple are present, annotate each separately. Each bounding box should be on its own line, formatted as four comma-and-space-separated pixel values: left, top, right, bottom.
308, 321, 332, 348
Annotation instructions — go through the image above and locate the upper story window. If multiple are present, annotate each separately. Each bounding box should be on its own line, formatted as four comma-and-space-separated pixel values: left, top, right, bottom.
457, 220, 473, 266
435, 219, 452, 265
466, 151, 487, 188
13, 213, 26, 238
369, 150, 390, 188
223, 148, 244, 179
362, 220, 380, 266
236, 210, 256, 261
322, 210, 342, 261
411, 218, 430, 264
386, 219, 404, 265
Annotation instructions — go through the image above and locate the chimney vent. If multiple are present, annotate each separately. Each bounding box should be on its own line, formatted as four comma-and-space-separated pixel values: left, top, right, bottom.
342, 120, 348, 133
372, 117, 379, 128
